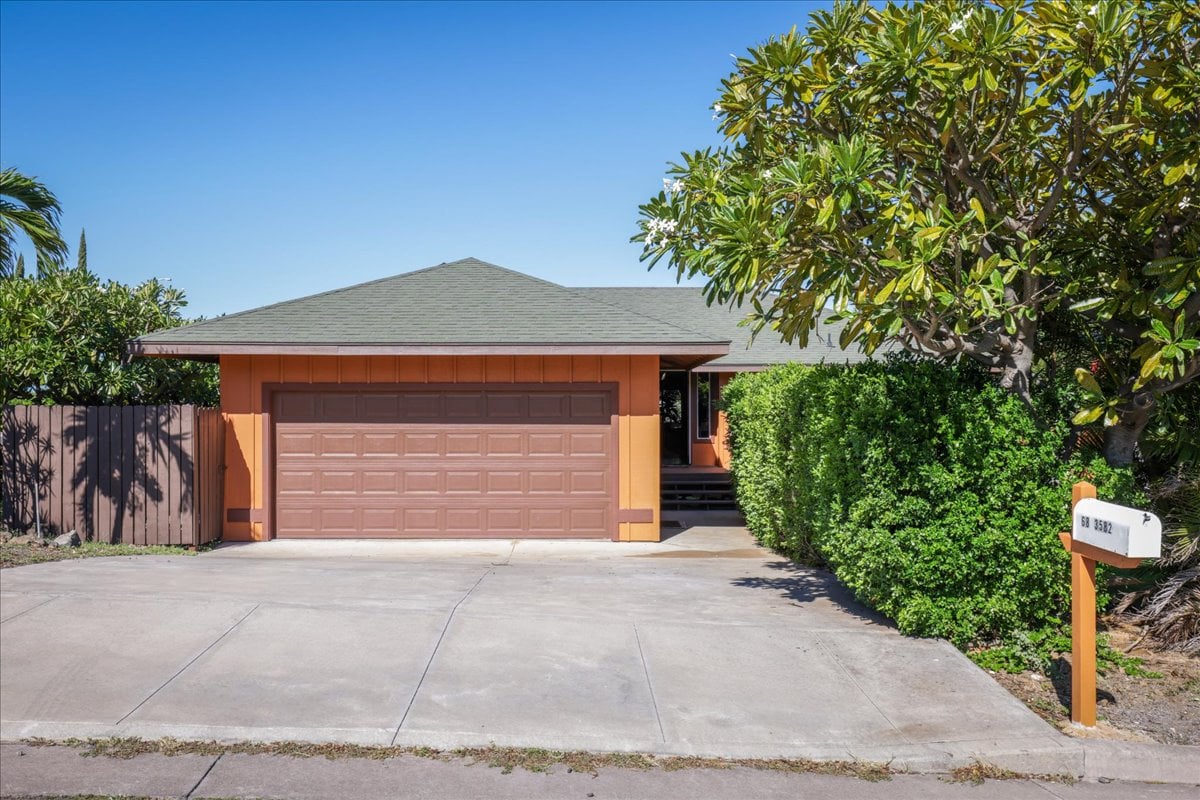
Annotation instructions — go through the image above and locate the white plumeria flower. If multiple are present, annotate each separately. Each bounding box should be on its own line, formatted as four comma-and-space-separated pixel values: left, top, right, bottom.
663, 178, 685, 194
1181, 194, 1192, 210
712, 102, 724, 121
845, 64, 858, 75
763, 169, 773, 180
949, 17, 967, 33
644, 216, 680, 247
1088, 3, 1099, 16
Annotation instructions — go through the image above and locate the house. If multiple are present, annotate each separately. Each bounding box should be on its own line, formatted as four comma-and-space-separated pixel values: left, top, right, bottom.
132, 258, 874, 543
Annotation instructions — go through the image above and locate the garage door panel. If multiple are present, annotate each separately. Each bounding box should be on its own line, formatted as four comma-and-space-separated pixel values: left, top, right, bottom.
274, 388, 613, 539
277, 469, 318, 495
402, 507, 441, 531
486, 471, 523, 493
277, 432, 318, 456
446, 433, 484, 455
443, 470, 481, 493
486, 394, 524, 418
569, 470, 607, 494
486, 508, 523, 531
446, 508, 483, 532
403, 433, 440, 455
528, 433, 566, 455
570, 432, 609, 456
362, 471, 400, 494
485, 433, 522, 456
445, 394, 484, 418
319, 471, 357, 494
363, 432, 401, 455
320, 395, 358, 420
404, 471, 441, 493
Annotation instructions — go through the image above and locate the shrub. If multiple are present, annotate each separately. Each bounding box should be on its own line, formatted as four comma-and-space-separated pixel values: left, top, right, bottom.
722, 356, 1136, 647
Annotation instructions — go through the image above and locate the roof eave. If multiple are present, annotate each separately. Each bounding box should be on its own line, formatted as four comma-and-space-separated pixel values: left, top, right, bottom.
129, 341, 731, 359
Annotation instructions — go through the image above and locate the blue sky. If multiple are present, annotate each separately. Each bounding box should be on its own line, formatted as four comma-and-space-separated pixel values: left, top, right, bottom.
1, 0, 828, 318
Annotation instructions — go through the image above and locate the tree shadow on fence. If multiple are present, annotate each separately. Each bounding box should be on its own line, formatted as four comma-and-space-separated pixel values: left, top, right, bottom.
2, 405, 198, 544
1, 412, 56, 537
64, 406, 196, 544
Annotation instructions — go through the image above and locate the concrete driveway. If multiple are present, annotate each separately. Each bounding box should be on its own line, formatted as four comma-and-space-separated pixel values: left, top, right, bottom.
0, 516, 1073, 772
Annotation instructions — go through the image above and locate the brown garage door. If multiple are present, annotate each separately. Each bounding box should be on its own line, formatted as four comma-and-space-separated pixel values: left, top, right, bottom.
272, 388, 614, 539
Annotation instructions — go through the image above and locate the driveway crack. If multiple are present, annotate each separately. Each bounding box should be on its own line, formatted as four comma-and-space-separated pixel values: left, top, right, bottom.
185, 752, 223, 799
114, 603, 260, 725
390, 567, 492, 743
0, 595, 58, 624
633, 623, 667, 743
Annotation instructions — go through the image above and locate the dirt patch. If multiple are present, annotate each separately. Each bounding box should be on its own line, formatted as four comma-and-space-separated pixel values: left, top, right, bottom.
990, 622, 1200, 745
0, 534, 199, 569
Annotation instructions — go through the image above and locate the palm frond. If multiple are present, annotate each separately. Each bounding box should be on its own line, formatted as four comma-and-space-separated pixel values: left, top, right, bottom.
0, 167, 68, 275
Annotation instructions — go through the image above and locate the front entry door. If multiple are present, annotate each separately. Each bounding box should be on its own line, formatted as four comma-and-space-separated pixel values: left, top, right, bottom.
660, 371, 689, 466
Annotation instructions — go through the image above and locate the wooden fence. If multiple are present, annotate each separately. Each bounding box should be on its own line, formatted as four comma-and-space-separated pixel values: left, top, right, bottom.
1, 405, 224, 547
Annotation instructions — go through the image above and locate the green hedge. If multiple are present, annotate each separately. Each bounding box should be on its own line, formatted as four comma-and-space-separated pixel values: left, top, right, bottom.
722, 357, 1135, 647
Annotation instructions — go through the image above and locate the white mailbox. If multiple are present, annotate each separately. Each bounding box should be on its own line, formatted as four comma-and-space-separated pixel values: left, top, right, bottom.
1073, 498, 1162, 560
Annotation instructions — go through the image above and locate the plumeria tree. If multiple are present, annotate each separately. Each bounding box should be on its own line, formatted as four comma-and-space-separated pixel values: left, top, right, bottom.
637, 0, 1198, 466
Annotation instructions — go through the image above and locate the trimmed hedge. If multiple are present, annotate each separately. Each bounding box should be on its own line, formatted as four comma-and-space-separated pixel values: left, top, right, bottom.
722, 357, 1135, 647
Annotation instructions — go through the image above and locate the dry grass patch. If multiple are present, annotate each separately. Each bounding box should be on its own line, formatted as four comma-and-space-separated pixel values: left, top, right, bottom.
945, 761, 1076, 785
26, 736, 893, 781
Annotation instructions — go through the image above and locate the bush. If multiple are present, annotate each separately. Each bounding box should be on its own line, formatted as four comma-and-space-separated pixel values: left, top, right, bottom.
722, 356, 1136, 647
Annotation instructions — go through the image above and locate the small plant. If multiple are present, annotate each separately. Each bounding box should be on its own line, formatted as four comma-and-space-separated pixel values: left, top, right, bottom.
968, 626, 1161, 679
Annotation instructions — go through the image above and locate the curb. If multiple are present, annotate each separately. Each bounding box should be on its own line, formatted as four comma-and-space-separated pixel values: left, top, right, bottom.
1079, 739, 1200, 785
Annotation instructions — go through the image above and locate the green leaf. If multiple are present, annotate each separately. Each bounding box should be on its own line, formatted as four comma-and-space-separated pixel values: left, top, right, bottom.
1073, 405, 1104, 426
874, 276, 899, 304
1139, 350, 1164, 382
1074, 368, 1103, 398
969, 197, 985, 223
1069, 297, 1105, 313
1163, 163, 1189, 186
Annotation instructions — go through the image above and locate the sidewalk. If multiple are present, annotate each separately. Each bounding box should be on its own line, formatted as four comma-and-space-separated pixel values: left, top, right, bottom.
0, 741, 1196, 800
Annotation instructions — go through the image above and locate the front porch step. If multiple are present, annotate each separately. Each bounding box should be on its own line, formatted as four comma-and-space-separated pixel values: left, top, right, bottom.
661, 471, 739, 511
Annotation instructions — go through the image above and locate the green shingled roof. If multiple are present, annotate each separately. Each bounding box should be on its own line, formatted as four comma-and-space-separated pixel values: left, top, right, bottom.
134, 258, 726, 351
133, 258, 889, 366
578, 287, 890, 367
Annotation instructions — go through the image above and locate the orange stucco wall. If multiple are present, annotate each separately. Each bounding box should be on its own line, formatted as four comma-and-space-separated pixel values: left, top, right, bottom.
690, 373, 733, 468
219, 354, 661, 543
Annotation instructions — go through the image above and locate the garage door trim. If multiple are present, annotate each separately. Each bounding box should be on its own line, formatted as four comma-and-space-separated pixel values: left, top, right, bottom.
262, 382, 620, 540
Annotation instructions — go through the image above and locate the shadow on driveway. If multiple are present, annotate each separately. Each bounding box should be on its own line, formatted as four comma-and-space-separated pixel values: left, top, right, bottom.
731, 559, 895, 629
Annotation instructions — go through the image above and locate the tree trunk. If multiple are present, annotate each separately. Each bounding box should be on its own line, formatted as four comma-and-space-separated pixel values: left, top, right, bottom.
996, 337, 1036, 408
1104, 391, 1156, 468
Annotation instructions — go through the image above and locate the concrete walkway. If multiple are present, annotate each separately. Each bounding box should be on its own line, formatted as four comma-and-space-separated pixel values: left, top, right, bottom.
0, 517, 1141, 778
2, 742, 1197, 800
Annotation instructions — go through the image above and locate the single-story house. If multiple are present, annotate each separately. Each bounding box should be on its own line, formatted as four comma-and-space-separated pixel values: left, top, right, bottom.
132, 258, 873, 543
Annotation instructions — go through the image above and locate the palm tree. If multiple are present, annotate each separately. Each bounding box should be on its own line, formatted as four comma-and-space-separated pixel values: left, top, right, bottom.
0, 167, 68, 278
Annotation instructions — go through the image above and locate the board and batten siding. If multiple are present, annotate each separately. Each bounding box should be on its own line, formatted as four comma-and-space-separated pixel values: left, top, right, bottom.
219, 355, 662, 542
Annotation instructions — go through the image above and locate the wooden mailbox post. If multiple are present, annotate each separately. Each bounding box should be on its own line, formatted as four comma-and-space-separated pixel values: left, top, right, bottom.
1058, 481, 1161, 727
